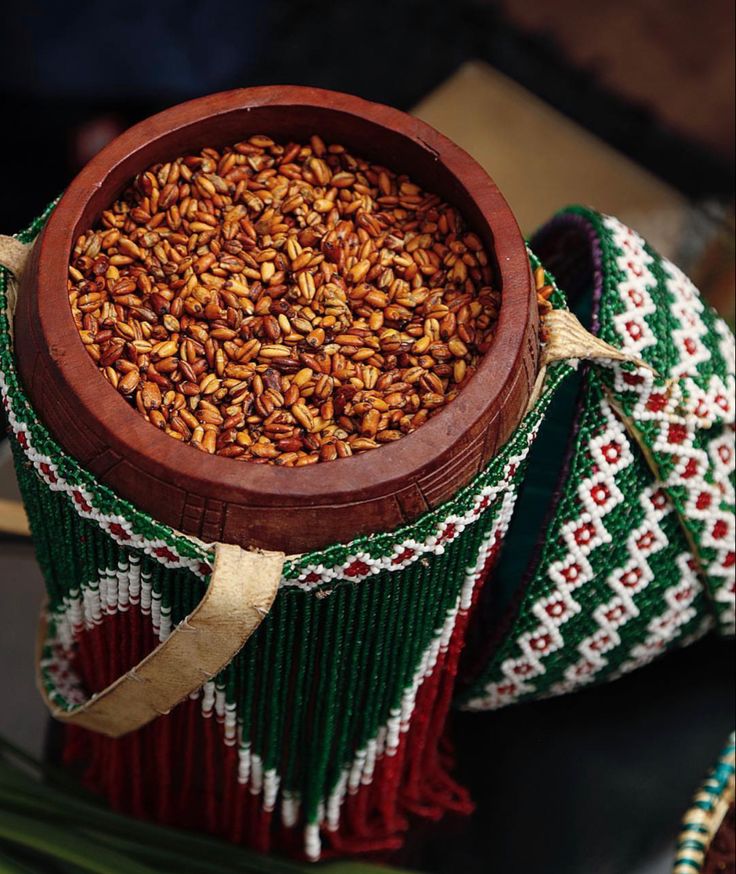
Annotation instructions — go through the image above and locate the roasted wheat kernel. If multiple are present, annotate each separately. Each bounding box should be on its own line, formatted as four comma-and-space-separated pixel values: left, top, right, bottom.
69, 135, 502, 465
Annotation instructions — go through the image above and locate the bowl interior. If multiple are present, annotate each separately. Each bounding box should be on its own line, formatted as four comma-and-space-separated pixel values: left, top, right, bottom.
73, 100, 503, 298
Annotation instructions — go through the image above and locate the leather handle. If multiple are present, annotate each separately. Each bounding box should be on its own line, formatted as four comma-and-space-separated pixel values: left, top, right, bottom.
8, 253, 640, 738
0, 234, 32, 339
36, 543, 285, 738
526, 309, 656, 411
0, 235, 31, 278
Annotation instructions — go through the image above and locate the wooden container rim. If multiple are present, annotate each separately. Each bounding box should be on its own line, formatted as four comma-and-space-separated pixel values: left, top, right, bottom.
31, 85, 534, 513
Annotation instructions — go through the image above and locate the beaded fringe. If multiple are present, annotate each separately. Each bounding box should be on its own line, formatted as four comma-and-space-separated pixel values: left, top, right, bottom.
15, 439, 523, 858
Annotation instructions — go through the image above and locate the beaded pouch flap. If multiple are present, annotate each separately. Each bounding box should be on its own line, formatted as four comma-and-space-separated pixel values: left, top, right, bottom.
460, 208, 735, 711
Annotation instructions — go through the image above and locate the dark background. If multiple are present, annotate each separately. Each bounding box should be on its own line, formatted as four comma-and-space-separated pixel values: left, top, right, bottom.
0, 0, 734, 235
0, 3, 734, 873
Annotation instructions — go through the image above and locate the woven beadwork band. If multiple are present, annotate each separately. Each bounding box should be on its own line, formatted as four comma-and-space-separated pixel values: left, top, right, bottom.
674, 732, 735, 873
460, 208, 734, 712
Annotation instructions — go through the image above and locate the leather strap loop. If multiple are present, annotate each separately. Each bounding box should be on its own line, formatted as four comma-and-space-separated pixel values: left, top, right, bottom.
527, 309, 656, 411
36, 543, 284, 738
0, 235, 31, 279
0, 234, 32, 341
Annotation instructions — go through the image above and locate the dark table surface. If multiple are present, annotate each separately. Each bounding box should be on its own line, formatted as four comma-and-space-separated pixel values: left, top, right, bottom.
407, 635, 734, 874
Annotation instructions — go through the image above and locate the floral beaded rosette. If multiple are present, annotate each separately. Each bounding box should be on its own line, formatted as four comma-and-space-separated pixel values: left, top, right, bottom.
0, 205, 733, 861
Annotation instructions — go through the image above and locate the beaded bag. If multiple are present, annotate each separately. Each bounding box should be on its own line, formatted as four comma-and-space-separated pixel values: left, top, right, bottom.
0, 205, 732, 861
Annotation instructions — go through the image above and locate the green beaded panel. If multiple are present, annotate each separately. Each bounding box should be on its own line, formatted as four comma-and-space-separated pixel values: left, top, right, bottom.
459, 207, 734, 711
587, 210, 735, 632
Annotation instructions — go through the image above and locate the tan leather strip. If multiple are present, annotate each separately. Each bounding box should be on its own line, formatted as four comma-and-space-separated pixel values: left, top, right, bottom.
526, 309, 656, 413
0, 235, 31, 337
36, 543, 285, 738
541, 309, 651, 369
0, 497, 30, 537
0, 235, 31, 279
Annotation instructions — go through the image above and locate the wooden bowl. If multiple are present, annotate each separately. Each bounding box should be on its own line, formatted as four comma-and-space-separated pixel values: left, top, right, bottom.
14, 86, 538, 553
